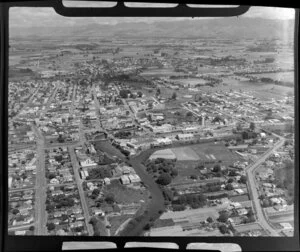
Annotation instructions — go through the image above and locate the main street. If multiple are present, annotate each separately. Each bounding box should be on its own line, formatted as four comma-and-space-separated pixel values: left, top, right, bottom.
68, 146, 94, 236
31, 124, 47, 235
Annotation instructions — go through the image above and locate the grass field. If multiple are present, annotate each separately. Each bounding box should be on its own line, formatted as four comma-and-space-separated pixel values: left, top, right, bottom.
108, 215, 133, 236
190, 142, 238, 163
171, 147, 199, 161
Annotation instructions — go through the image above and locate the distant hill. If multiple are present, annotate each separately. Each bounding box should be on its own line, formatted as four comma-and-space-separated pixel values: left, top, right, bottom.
10, 17, 294, 40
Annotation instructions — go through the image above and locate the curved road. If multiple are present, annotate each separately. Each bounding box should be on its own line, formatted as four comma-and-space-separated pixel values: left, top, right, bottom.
246, 136, 285, 237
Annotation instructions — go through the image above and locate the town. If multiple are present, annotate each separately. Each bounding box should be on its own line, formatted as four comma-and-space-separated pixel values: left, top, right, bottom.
8, 18, 295, 237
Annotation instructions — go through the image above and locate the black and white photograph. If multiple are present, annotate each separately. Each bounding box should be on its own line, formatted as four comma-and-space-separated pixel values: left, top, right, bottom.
7, 3, 295, 238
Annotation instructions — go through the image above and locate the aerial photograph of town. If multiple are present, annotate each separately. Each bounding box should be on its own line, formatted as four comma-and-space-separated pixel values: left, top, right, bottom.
8, 5, 295, 237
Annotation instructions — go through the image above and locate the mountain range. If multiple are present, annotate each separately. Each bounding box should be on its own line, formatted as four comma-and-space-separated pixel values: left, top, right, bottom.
10, 17, 294, 40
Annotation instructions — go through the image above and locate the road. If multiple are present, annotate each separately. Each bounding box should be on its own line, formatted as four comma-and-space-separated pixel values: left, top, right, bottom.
68, 146, 94, 236
31, 124, 47, 235
184, 103, 287, 236
69, 83, 77, 115
245, 136, 285, 237
217, 105, 285, 236
38, 83, 59, 119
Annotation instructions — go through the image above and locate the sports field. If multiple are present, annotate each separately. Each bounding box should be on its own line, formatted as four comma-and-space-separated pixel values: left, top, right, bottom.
171, 147, 199, 161
190, 142, 238, 162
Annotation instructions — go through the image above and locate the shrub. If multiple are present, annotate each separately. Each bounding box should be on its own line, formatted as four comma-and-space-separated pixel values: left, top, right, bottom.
47, 222, 56, 231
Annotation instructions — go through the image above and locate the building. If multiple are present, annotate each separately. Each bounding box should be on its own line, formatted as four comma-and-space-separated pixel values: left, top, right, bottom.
120, 175, 130, 185
104, 177, 111, 185
176, 133, 194, 141
152, 137, 172, 147
128, 174, 141, 183
80, 158, 97, 168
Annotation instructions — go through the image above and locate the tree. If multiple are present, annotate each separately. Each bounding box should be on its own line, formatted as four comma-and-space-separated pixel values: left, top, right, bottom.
143, 223, 152, 230
246, 209, 254, 218
249, 122, 255, 131
229, 170, 237, 177
186, 111, 193, 117
218, 211, 229, 223
57, 135, 65, 143
170, 168, 178, 177
198, 193, 207, 203
48, 173, 56, 180
236, 122, 242, 131
239, 175, 247, 184
162, 188, 174, 202
225, 183, 234, 191
227, 178, 234, 183
156, 173, 172, 186
105, 193, 115, 204
171, 92, 177, 100
46, 204, 55, 212
137, 91, 143, 97
190, 174, 197, 180
190, 202, 200, 209
12, 208, 19, 215
47, 222, 56, 231
247, 215, 256, 223
92, 188, 100, 197
119, 89, 130, 99
219, 224, 229, 234
156, 88, 161, 97
207, 217, 214, 223
172, 204, 185, 211
213, 164, 221, 173
178, 195, 187, 205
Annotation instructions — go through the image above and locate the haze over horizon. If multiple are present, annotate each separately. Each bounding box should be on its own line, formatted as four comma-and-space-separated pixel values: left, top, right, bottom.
9, 6, 295, 28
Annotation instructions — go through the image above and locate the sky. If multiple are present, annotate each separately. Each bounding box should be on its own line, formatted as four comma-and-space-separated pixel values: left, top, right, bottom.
9, 4, 295, 28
